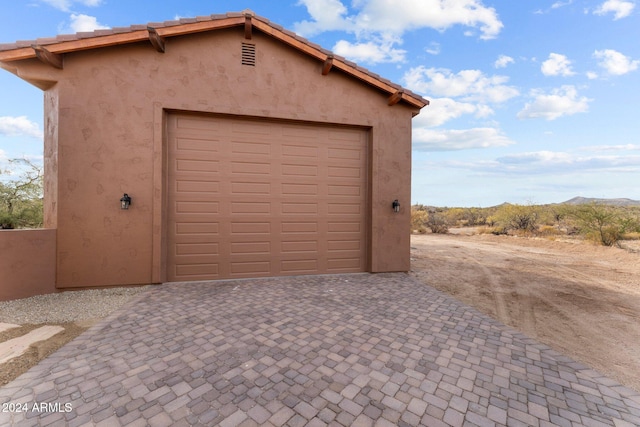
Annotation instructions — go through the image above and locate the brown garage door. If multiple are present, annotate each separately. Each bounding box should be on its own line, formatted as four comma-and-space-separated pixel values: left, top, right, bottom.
167, 113, 369, 281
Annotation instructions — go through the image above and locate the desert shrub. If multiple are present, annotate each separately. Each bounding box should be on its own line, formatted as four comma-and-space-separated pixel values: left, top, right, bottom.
493, 203, 539, 233
411, 206, 429, 234
565, 203, 640, 246
537, 225, 562, 237
443, 208, 465, 226
0, 159, 43, 229
463, 207, 488, 226
473, 226, 493, 235
426, 212, 449, 234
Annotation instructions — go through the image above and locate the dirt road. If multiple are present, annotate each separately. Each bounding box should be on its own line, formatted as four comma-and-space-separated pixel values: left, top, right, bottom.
410, 232, 640, 391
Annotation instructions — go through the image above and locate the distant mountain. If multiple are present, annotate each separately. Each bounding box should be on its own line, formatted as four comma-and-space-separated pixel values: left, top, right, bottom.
561, 197, 640, 207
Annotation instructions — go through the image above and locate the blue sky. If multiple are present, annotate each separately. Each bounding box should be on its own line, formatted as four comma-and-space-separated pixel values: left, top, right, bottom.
1, 0, 639, 207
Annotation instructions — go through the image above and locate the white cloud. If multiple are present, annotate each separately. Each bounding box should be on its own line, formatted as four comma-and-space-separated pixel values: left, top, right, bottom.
494, 151, 640, 174
580, 144, 640, 151
593, 0, 635, 19
426, 42, 441, 55
294, 0, 349, 35
402, 66, 519, 104
541, 53, 576, 76
494, 55, 514, 69
552, 0, 573, 9
442, 150, 640, 175
295, 0, 503, 65
586, 71, 599, 79
295, 0, 503, 41
413, 127, 515, 151
333, 35, 406, 64
41, 0, 102, 12
68, 13, 109, 32
517, 86, 591, 120
0, 116, 44, 139
413, 98, 493, 127
593, 49, 639, 75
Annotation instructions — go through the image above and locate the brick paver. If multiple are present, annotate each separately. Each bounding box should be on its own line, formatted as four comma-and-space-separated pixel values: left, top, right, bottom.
0, 273, 639, 426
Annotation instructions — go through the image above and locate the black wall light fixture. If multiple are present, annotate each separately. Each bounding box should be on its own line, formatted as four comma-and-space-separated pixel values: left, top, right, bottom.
392, 199, 400, 213
120, 193, 132, 210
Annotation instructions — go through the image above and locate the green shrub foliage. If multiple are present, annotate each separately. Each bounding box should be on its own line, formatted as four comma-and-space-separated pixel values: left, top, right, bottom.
0, 159, 43, 229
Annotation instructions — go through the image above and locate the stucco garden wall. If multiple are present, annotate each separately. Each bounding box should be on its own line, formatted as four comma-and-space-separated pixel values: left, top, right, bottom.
0, 229, 56, 301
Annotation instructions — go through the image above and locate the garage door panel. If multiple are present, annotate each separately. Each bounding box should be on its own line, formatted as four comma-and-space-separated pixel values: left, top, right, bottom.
230, 222, 271, 234
231, 182, 271, 195
328, 240, 361, 251
175, 263, 219, 278
175, 179, 220, 194
231, 202, 271, 215
281, 259, 318, 273
231, 161, 271, 175
328, 203, 362, 215
230, 261, 271, 275
281, 144, 319, 158
176, 115, 222, 132
328, 166, 362, 179
176, 242, 219, 255
282, 164, 318, 177
281, 222, 318, 234
231, 141, 271, 155
176, 137, 220, 152
175, 222, 219, 234
328, 184, 361, 196
328, 258, 362, 271
328, 147, 362, 160
230, 241, 271, 255
176, 158, 221, 173
281, 240, 318, 253
281, 183, 318, 195
328, 222, 361, 233
167, 113, 368, 282
175, 201, 219, 214
281, 202, 318, 215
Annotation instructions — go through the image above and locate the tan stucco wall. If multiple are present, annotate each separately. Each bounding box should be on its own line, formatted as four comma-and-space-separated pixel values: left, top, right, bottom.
6, 27, 417, 288
0, 229, 56, 301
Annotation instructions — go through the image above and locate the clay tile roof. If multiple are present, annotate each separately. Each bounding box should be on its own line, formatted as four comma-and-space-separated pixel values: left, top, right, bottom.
0, 11, 428, 109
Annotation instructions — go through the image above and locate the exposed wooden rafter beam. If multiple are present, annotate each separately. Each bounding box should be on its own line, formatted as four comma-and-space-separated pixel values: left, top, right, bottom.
147, 27, 165, 53
32, 45, 63, 69
387, 90, 404, 106
154, 16, 244, 38
321, 55, 333, 76
244, 15, 252, 40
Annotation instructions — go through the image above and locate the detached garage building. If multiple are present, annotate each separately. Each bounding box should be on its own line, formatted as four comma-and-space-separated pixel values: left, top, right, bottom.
0, 11, 428, 289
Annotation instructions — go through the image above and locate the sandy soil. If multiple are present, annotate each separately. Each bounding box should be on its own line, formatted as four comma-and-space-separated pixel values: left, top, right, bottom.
0, 322, 92, 386
410, 232, 640, 392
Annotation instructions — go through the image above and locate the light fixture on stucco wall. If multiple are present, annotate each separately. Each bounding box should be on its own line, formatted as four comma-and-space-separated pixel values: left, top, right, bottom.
120, 193, 132, 210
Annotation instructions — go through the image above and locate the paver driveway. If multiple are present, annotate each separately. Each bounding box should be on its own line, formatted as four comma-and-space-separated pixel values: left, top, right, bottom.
1, 273, 639, 426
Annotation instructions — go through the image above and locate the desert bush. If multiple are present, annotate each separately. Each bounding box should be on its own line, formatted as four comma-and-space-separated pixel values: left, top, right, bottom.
426, 212, 449, 234
493, 203, 540, 233
565, 203, 640, 246
537, 225, 562, 237
411, 206, 429, 234
0, 159, 43, 229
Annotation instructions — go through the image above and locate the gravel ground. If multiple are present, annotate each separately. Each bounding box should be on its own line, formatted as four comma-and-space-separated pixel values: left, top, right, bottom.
0, 286, 151, 324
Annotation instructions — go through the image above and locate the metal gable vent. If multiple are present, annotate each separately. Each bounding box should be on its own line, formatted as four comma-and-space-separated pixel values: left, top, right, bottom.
241, 43, 256, 66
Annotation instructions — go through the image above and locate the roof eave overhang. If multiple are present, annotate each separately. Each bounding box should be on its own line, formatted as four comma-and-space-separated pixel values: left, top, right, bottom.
0, 14, 429, 110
